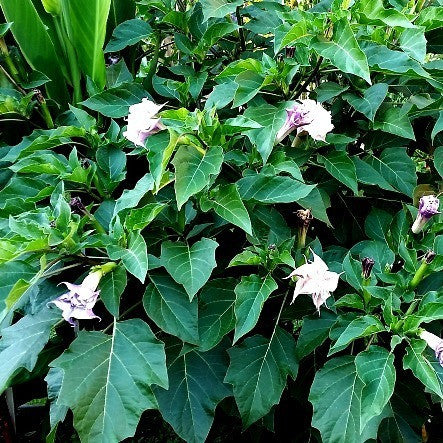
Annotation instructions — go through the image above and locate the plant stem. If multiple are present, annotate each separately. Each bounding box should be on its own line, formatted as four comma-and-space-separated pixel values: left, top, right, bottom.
144, 32, 161, 93
0, 38, 20, 82
409, 260, 428, 289
291, 57, 323, 100
235, 7, 246, 52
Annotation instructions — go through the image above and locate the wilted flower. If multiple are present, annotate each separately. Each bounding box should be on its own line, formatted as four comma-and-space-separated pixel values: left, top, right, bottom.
424, 250, 436, 264
285, 250, 340, 313
50, 271, 102, 326
276, 99, 333, 144
361, 257, 375, 279
411, 195, 440, 234
123, 98, 165, 147
419, 330, 443, 367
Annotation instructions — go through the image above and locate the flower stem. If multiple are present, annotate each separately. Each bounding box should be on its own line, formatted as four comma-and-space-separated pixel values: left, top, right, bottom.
409, 260, 428, 290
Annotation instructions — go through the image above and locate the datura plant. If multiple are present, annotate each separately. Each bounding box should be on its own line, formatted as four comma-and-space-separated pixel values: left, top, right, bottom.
0, 0, 443, 442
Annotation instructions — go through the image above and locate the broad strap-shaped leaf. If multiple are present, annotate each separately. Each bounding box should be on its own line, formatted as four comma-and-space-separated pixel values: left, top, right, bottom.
355, 346, 396, 431
311, 19, 371, 84
318, 151, 358, 195
154, 340, 231, 443
295, 311, 337, 360
224, 327, 298, 427
198, 278, 236, 351
99, 265, 127, 317
160, 238, 218, 300
105, 18, 152, 52
403, 339, 443, 398
233, 274, 278, 343
172, 145, 223, 210
309, 356, 363, 443
237, 173, 315, 203
0, 308, 60, 393
329, 315, 385, 355
107, 231, 148, 283
201, 184, 252, 235
374, 108, 415, 140
143, 271, 199, 344
343, 83, 388, 121
61, 0, 111, 89
81, 82, 149, 117
51, 319, 168, 443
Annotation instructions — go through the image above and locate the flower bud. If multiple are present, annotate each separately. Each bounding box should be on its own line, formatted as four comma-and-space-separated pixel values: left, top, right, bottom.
361, 257, 375, 279
411, 195, 440, 234
70, 197, 86, 215
41, 0, 60, 15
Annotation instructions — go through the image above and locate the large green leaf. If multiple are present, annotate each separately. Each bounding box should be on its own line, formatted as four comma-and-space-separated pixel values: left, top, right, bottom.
154, 340, 231, 443
318, 151, 358, 195
99, 265, 127, 318
201, 184, 252, 235
172, 145, 223, 210
356, 0, 415, 28
365, 147, 417, 196
107, 0, 136, 40
374, 108, 415, 140
113, 173, 154, 216
0, 0, 69, 105
274, 20, 310, 54
233, 274, 278, 343
0, 308, 59, 393
399, 28, 426, 63
364, 207, 393, 243
237, 173, 315, 203
355, 346, 396, 430
143, 271, 199, 344
160, 238, 218, 300
432, 113, 443, 144
81, 82, 149, 117
199, 0, 243, 21
343, 83, 388, 122
105, 18, 152, 52
225, 327, 298, 427
107, 231, 148, 282
51, 319, 168, 443
435, 146, 443, 177
309, 356, 365, 442
403, 339, 443, 398
61, 0, 111, 89
311, 19, 371, 84
198, 278, 236, 351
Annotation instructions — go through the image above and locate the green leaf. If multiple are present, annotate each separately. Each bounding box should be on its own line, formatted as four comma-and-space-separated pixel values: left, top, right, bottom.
143, 271, 199, 344
274, 21, 310, 54
45, 367, 68, 429
61, 0, 111, 89
160, 238, 218, 300
198, 278, 236, 352
403, 339, 443, 398
105, 18, 152, 52
0, 21, 11, 37
81, 82, 149, 117
353, 156, 396, 192
107, 231, 148, 282
99, 265, 127, 317
113, 173, 154, 216
311, 19, 371, 84
295, 311, 337, 360
51, 319, 168, 443
233, 274, 277, 343
154, 340, 231, 443
364, 208, 393, 243
0, 0, 69, 104
201, 184, 252, 235
356, 0, 415, 28
199, 0, 243, 21
124, 203, 166, 231
0, 308, 59, 393
309, 356, 363, 443
106, 59, 133, 87
315, 81, 349, 103
374, 108, 415, 140
318, 151, 358, 195
329, 315, 385, 355
355, 346, 396, 430
237, 173, 315, 203
233, 71, 265, 107
399, 28, 427, 63
96, 146, 126, 181
343, 83, 388, 122
243, 102, 287, 163
225, 327, 298, 427
195, 22, 238, 58
172, 145, 223, 210
432, 113, 443, 144
365, 147, 417, 196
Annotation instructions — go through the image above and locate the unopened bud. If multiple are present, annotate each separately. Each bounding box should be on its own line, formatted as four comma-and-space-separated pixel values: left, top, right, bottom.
424, 250, 436, 264
69, 197, 86, 214
361, 257, 375, 279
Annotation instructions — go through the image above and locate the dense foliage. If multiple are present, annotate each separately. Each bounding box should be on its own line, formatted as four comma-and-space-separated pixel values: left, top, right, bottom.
0, 0, 443, 441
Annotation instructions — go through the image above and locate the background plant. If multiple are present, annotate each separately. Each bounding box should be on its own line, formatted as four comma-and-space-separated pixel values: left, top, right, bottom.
0, 0, 442, 442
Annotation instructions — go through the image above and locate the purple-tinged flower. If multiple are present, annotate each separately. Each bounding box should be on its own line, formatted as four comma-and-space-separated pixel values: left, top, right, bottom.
361, 257, 375, 279
285, 249, 340, 313
123, 98, 166, 147
50, 271, 102, 327
276, 99, 333, 144
411, 195, 440, 234
419, 330, 443, 367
